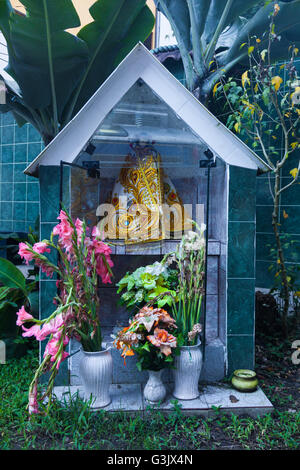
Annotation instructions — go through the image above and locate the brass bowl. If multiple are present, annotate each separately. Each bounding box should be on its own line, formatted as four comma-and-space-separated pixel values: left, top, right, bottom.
231, 369, 258, 392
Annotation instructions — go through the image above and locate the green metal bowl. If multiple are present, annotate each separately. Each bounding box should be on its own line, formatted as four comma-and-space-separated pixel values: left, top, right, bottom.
231, 369, 258, 392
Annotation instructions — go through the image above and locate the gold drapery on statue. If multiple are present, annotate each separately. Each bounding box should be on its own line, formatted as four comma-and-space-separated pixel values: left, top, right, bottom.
104, 143, 192, 244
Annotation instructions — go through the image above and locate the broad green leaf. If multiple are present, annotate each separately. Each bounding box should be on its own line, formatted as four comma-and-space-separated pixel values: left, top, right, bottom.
9, 2, 89, 118
71, 0, 155, 115
0, 257, 27, 294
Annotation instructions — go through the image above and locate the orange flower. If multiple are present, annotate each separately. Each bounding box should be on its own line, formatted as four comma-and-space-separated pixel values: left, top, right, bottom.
147, 328, 177, 356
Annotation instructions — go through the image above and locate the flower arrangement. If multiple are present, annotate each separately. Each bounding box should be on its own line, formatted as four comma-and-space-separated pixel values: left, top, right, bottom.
114, 306, 178, 371
17, 209, 114, 415
170, 222, 206, 346
117, 258, 178, 311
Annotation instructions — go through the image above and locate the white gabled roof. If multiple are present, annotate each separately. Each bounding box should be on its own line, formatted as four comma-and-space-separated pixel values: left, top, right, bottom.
25, 42, 270, 177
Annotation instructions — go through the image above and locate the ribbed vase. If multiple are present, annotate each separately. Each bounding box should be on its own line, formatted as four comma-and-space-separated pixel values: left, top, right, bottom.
79, 348, 113, 408
144, 369, 166, 404
173, 341, 202, 400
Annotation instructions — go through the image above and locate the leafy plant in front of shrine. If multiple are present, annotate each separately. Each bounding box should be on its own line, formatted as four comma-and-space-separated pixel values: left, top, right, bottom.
0, 0, 154, 144
170, 222, 206, 346
16, 209, 114, 415
114, 305, 178, 371
117, 259, 178, 313
214, 4, 300, 337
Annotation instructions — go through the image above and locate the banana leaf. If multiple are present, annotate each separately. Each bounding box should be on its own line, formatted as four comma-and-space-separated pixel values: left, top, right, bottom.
68, 0, 154, 118
8, 1, 89, 121
0, 0, 154, 142
0, 257, 27, 294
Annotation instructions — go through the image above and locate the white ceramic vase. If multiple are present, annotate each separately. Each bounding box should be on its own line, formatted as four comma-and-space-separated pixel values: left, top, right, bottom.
79, 347, 113, 408
144, 369, 166, 404
173, 340, 202, 400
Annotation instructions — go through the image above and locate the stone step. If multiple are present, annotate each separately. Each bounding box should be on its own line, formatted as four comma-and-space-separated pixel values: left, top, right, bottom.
53, 384, 273, 418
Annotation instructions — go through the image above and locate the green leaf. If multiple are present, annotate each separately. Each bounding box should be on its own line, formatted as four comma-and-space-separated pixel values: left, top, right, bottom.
0, 258, 27, 294
28, 290, 39, 316
8, 1, 89, 120
70, 0, 155, 115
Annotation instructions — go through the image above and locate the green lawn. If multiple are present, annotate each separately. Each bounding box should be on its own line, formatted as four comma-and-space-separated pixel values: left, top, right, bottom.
0, 345, 299, 450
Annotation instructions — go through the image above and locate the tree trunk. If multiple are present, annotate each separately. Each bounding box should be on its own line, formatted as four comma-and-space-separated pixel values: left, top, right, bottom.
272, 172, 289, 338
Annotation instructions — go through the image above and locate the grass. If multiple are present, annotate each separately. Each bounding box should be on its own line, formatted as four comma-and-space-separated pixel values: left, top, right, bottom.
0, 347, 299, 450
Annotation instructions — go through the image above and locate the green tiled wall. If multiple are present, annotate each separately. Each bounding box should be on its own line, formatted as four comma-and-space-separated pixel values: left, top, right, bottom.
39, 165, 69, 385
0, 113, 43, 233
227, 166, 257, 374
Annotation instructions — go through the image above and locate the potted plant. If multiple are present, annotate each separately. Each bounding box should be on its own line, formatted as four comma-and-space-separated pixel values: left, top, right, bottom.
17, 209, 114, 414
117, 258, 178, 313
114, 305, 178, 404
169, 222, 206, 400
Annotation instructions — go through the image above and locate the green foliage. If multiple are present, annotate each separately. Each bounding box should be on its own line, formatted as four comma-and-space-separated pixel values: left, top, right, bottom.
117, 261, 178, 312
0, 257, 38, 357
0, 0, 155, 142
0, 222, 39, 265
0, 351, 299, 450
155, 0, 300, 101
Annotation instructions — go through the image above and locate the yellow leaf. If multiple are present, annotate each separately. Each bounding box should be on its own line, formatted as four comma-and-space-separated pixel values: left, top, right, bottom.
271, 76, 283, 92
213, 82, 220, 97
279, 64, 285, 70
283, 209, 289, 219
290, 168, 298, 179
254, 83, 259, 93
242, 70, 250, 88
277, 259, 281, 264
295, 48, 299, 56
294, 291, 300, 298
234, 122, 240, 133
287, 276, 291, 283
290, 142, 298, 150
261, 49, 267, 61
256, 38, 261, 43
272, 135, 277, 140
248, 46, 254, 55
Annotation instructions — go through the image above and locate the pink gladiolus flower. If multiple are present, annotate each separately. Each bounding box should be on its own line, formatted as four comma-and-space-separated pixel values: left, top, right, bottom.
33, 242, 50, 255
75, 218, 84, 238
22, 324, 40, 338
92, 225, 101, 238
93, 240, 112, 256
16, 306, 33, 326
52, 211, 74, 252
57, 210, 69, 222
18, 242, 34, 264
37, 314, 64, 341
95, 255, 114, 284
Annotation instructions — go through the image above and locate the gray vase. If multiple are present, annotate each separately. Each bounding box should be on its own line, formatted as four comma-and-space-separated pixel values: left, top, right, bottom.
79, 348, 113, 408
144, 369, 166, 404
173, 340, 202, 400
